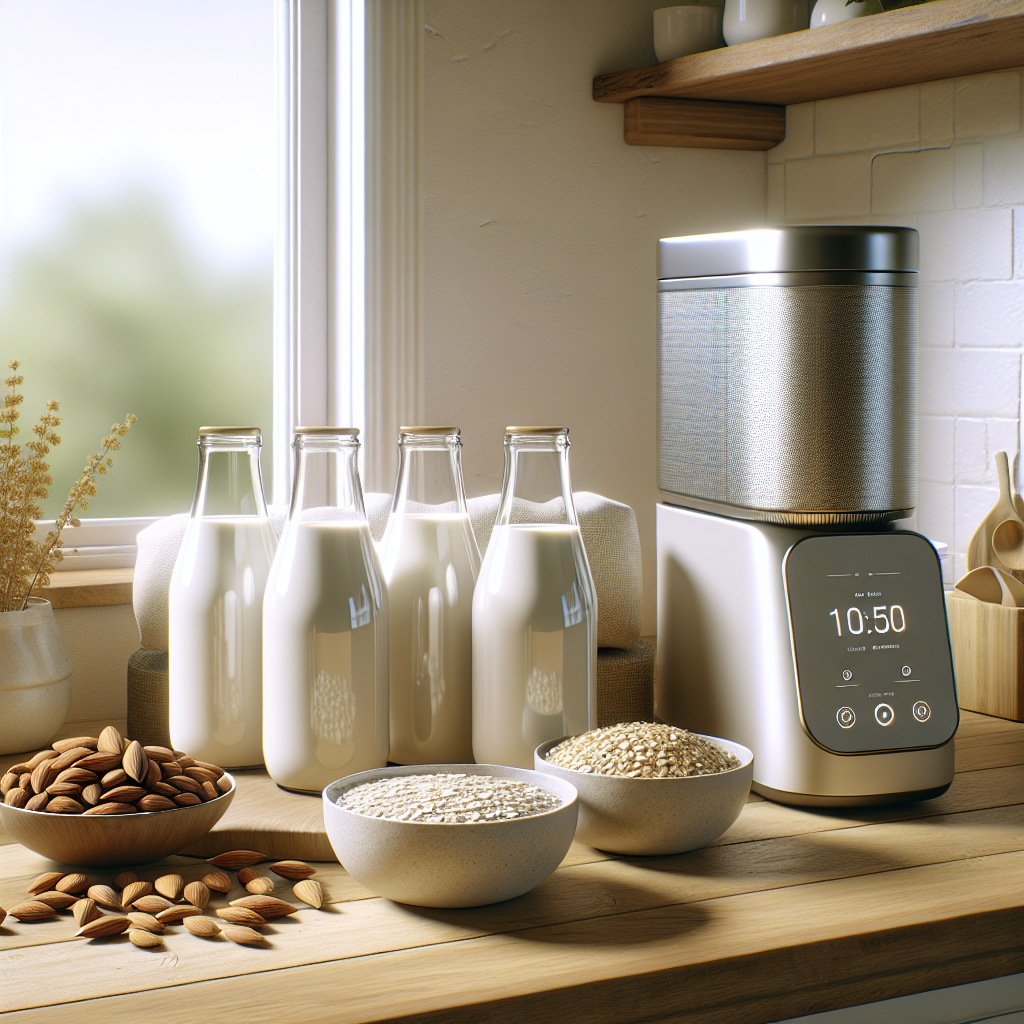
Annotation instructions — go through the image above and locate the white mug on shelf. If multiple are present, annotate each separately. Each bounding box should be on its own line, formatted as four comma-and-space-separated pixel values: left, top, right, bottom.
653, 5, 726, 62
723, 0, 810, 45
809, 0, 883, 26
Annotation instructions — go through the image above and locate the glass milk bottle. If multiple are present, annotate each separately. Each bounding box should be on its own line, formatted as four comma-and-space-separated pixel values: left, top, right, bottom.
380, 427, 481, 764
169, 427, 277, 768
262, 428, 388, 792
472, 427, 597, 769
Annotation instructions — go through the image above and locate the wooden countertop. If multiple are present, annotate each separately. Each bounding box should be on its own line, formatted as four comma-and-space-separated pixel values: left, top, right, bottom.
1, 710, 1021, 1023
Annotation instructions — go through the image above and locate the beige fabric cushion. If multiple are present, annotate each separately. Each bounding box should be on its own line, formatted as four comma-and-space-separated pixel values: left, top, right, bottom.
133, 493, 392, 651
467, 491, 642, 650
596, 639, 654, 728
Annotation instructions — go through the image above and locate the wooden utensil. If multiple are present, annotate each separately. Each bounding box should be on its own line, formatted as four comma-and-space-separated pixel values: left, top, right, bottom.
966, 451, 1024, 573
993, 518, 1024, 572
955, 565, 1024, 608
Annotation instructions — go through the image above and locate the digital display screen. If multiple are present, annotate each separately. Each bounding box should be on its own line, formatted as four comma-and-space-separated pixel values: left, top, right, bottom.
785, 532, 958, 755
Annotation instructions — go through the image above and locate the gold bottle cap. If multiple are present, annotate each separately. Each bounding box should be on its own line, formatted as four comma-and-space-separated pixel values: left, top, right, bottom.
294, 426, 360, 435
198, 426, 261, 436
505, 426, 567, 434
399, 426, 458, 434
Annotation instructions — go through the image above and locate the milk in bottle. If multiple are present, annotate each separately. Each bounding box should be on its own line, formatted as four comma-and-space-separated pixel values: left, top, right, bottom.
380, 427, 480, 764
169, 427, 277, 768
472, 427, 597, 769
263, 428, 388, 792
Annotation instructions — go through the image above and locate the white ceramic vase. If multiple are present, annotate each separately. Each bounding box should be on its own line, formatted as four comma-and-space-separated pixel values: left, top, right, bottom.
810, 0, 883, 26
723, 0, 810, 44
0, 598, 73, 755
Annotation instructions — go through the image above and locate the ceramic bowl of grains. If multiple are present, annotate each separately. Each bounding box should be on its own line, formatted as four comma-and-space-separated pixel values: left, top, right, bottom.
535, 723, 752, 856
322, 764, 578, 908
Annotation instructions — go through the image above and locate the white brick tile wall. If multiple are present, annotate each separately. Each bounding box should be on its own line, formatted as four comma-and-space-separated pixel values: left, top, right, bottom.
953, 71, 1022, 139
815, 87, 919, 154
954, 281, 1024, 348
917, 208, 1013, 282
954, 143, 984, 208
919, 415, 954, 483
772, 70, 1022, 576
919, 282, 954, 347
872, 148, 952, 213
984, 135, 1024, 206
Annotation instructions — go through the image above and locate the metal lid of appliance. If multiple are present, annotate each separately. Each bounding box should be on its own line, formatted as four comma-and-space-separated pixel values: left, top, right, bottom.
658, 226, 919, 280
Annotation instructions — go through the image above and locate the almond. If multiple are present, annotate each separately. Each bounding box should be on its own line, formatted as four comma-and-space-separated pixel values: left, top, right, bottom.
49, 746, 92, 772
193, 759, 225, 778
9, 900, 57, 921
100, 785, 146, 803
18, 773, 33, 793
128, 928, 163, 948
100, 768, 129, 789
270, 860, 316, 881
184, 766, 219, 784
143, 745, 177, 762
173, 793, 201, 807
25, 748, 58, 770
132, 894, 174, 914
83, 802, 135, 815
77, 914, 130, 938
87, 885, 124, 910
144, 757, 162, 790
52, 735, 98, 753
202, 871, 232, 894
152, 781, 179, 798
126, 911, 164, 933
27, 871, 65, 895
73, 898, 100, 927
46, 795, 85, 814
55, 873, 90, 894
0, 906, 5, 926
237, 867, 258, 886
137, 794, 176, 812
216, 775, 233, 794
34, 891, 78, 910
97, 725, 124, 754
54, 766, 98, 787
246, 877, 276, 896
76, 751, 123, 774
215, 906, 266, 927
25, 793, 49, 812
228, 895, 298, 920
201, 781, 219, 801
221, 923, 266, 947
123, 740, 148, 784
45, 781, 82, 799
169, 775, 203, 795
156, 904, 201, 923
293, 879, 325, 910
177, 755, 196, 768
183, 881, 211, 909
154, 873, 184, 900
183, 915, 220, 938
120, 881, 153, 907
29, 758, 55, 794
211, 850, 267, 869
1, 771, 18, 795
3, 788, 28, 808
113, 870, 138, 888
82, 784, 103, 806
160, 762, 182, 779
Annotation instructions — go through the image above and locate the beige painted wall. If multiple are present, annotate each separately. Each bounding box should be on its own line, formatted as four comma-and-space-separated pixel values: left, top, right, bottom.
421, 0, 767, 634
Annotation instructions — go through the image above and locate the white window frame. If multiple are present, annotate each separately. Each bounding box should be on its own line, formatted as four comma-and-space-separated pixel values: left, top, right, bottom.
39, 0, 425, 571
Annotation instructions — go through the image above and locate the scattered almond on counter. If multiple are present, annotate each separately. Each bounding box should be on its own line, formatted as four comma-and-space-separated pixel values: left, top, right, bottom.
78, 915, 131, 938
183, 916, 220, 938
210, 850, 267, 869
245, 877, 276, 896
128, 928, 163, 949
293, 879, 324, 909
221, 923, 266, 947
8, 900, 57, 921
154, 873, 184, 900
270, 860, 316, 880
202, 871, 232, 893
216, 906, 266, 927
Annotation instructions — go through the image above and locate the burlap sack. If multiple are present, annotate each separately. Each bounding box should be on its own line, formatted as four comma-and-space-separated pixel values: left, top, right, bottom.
467, 492, 642, 650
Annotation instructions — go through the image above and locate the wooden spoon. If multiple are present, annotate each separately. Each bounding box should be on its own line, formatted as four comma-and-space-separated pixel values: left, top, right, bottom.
955, 565, 1024, 607
993, 518, 1024, 571
966, 451, 1024, 572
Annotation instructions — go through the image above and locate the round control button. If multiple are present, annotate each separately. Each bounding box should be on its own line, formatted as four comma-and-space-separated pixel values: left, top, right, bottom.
874, 703, 895, 726
842, 669, 852, 681
837, 707, 856, 729
913, 700, 931, 722
902, 666, 912, 677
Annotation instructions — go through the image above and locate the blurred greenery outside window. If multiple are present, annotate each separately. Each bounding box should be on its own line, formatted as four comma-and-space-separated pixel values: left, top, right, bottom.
0, 0, 275, 525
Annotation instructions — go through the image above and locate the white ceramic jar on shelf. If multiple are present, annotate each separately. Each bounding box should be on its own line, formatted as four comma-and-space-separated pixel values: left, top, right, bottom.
168, 427, 276, 769
380, 426, 480, 765
472, 427, 597, 770
809, 0, 882, 26
262, 427, 388, 793
723, 0, 809, 44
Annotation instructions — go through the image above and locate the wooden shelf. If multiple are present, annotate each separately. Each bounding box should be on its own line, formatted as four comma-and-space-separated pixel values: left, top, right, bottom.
594, 0, 1024, 148
35, 567, 133, 609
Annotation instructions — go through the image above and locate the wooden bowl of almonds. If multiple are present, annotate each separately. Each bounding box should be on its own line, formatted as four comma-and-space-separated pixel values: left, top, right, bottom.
0, 726, 235, 867
535, 723, 753, 856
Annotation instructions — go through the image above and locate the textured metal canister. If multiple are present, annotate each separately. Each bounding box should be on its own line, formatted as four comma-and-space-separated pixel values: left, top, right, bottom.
657, 226, 918, 527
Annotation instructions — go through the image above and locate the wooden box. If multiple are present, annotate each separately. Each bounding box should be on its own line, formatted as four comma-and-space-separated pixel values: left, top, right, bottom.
946, 590, 1024, 722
